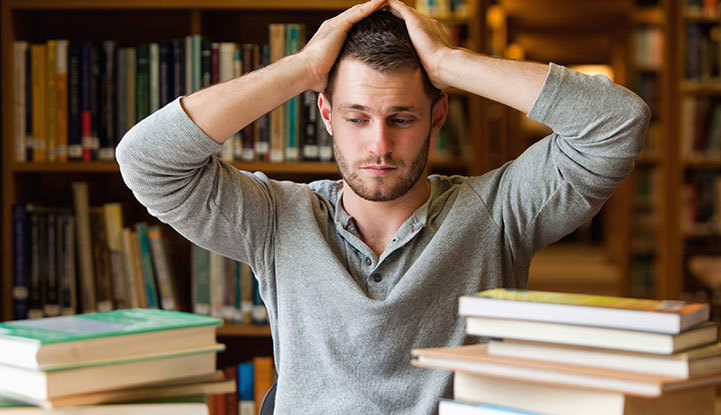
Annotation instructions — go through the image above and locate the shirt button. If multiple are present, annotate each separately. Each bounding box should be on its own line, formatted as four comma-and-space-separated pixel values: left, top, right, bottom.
372, 274, 383, 283
365, 257, 372, 266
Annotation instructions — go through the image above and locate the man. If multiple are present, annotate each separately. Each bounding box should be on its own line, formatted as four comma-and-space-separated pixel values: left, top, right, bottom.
116, 0, 650, 412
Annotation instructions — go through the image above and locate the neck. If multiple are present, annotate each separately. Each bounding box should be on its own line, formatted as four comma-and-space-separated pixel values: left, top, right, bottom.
341, 177, 430, 257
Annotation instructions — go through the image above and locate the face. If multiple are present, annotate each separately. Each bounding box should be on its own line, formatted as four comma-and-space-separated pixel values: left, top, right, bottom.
319, 59, 447, 202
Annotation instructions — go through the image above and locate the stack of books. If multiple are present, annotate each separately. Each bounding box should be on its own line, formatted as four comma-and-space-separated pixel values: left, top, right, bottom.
412, 289, 721, 415
0, 308, 234, 413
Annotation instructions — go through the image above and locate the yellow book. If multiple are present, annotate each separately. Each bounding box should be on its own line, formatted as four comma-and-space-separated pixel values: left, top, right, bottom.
46, 40, 57, 162
31, 44, 47, 162
459, 288, 710, 334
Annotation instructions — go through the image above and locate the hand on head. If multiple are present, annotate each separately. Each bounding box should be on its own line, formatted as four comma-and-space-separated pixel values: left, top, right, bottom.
301, 0, 453, 92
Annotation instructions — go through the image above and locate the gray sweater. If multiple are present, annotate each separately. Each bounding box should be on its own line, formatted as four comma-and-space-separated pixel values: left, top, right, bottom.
116, 63, 650, 414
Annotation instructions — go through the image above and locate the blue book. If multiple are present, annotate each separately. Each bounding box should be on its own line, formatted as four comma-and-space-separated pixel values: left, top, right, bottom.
439, 399, 543, 415
237, 361, 255, 413
12, 204, 29, 320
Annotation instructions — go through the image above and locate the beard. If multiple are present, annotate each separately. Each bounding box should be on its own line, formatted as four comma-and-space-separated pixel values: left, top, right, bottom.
333, 130, 430, 202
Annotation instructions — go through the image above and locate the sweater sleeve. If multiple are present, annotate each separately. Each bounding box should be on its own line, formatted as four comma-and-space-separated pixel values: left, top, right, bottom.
115, 97, 275, 274
468, 63, 651, 265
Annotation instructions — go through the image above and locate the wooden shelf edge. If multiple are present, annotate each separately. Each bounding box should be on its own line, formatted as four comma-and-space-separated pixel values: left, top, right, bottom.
681, 81, 721, 95
217, 323, 271, 337
632, 6, 665, 26
7, 0, 365, 11
10, 161, 340, 174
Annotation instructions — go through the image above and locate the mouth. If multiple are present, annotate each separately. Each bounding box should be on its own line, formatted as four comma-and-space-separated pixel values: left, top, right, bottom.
361, 165, 397, 175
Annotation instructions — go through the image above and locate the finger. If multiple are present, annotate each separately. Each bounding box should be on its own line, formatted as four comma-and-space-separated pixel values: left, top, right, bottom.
384, 0, 416, 21
341, 0, 388, 25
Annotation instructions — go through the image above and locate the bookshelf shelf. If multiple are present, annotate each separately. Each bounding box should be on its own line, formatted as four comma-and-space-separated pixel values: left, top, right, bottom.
683, 157, 721, 169
683, 11, 721, 23
216, 324, 271, 337
680, 81, 721, 95
632, 6, 664, 26
7, 0, 366, 11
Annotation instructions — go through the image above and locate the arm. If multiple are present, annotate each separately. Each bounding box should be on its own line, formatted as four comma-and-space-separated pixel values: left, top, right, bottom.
385, 0, 547, 113
182, 0, 387, 143
117, 0, 387, 267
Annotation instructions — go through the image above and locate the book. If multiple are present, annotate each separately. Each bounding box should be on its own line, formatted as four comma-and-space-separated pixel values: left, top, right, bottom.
237, 362, 254, 415
0, 308, 222, 371
56, 39, 69, 162
268, 23, 286, 162
465, 316, 718, 354
487, 339, 721, 378
47, 40, 58, 161
253, 357, 275, 412
70, 182, 95, 313
439, 399, 543, 415
452, 371, 714, 415
459, 289, 710, 334
135, 222, 160, 308
411, 344, 721, 397
0, 395, 211, 415
13, 41, 27, 162
12, 204, 30, 320
31, 43, 47, 162
12, 371, 233, 409
0, 345, 222, 401
148, 225, 179, 311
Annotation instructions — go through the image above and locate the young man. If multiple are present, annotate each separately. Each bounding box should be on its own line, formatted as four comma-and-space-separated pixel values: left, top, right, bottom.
116, 0, 650, 412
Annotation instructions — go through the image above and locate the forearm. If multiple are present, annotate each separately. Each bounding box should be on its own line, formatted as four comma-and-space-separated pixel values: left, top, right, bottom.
181, 53, 315, 144
439, 48, 549, 114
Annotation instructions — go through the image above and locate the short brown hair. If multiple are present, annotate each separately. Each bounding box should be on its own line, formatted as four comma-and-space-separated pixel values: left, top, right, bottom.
324, 10, 441, 104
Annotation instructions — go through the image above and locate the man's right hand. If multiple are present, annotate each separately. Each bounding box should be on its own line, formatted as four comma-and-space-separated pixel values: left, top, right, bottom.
301, 0, 387, 92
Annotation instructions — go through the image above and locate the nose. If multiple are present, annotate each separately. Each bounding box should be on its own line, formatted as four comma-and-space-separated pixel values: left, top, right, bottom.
367, 122, 393, 157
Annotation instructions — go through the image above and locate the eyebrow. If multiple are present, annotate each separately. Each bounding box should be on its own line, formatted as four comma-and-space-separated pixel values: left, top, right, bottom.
339, 104, 422, 115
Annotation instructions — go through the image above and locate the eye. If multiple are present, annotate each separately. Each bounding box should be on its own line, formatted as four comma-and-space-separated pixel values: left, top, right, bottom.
390, 118, 414, 126
345, 117, 367, 124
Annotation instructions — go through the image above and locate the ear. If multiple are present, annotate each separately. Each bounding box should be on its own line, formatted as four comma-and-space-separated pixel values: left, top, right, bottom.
318, 92, 333, 136
431, 94, 448, 136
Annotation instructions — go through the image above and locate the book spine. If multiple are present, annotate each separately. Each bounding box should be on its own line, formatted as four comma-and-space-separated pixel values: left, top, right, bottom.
302, 90, 319, 160
116, 47, 127, 143
240, 262, 253, 324
149, 42, 160, 113
237, 361, 255, 415
44, 210, 60, 317
13, 42, 27, 162
27, 208, 44, 318
25, 46, 33, 161
56, 40, 69, 162
148, 226, 178, 311
98, 40, 116, 161
72, 181, 96, 313
172, 38, 185, 99
47, 40, 58, 162
60, 213, 77, 315
201, 39, 212, 89
135, 223, 160, 308
121, 227, 140, 308
80, 41, 93, 161
211, 42, 220, 85
125, 47, 137, 132
234, 260, 242, 323
222, 258, 236, 320
209, 251, 225, 318
90, 207, 113, 312
31, 44, 47, 162
104, 203, 127, 310
251, 274, 268, 325
136, 43, 150, 123
285, 24, 301, 162
253, 357, 275, 412
192, 243, 211, 315
89, 42, 101, 160
159, 40, 171, 108
12, 204, 29, 320
67, 42, 82, 161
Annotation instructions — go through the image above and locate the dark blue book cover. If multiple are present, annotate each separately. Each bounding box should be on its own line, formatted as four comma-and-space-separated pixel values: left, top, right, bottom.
67, 42, 82, 161
12, 204, 29, 320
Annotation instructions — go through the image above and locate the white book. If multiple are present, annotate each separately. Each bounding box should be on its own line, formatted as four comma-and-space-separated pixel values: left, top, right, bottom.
466, 316, 718, 354
487, 339, 721, 378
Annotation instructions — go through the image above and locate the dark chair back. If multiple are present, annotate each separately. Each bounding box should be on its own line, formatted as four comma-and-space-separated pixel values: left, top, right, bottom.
259, 381, 277, 415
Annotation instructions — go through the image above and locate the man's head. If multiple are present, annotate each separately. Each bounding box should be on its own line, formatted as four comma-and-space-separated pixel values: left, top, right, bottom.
325, 10, 441, 104
319, 10, 447, 203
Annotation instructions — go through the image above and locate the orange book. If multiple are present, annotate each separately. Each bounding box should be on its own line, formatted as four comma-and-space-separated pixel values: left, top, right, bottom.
253, 356, 275, 413
31, 44, 47, 162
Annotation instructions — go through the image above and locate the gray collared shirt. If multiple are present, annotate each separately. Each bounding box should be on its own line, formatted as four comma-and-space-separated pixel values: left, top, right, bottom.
117, 63, 650, 414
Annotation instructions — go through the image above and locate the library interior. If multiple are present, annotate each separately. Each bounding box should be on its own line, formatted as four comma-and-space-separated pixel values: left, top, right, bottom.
3, 0, 721, 414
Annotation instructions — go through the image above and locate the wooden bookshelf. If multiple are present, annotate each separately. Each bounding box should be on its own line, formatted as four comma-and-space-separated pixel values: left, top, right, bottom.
217, 323, 271, 337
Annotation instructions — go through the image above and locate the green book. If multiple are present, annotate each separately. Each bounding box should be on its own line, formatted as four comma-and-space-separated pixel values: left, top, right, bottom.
0, 308, 222, 371
135, 222, 159, 308
285, 24, 303, 161
135, 43, 149, 122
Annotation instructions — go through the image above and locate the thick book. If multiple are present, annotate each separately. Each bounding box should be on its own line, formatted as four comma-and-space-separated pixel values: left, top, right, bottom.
465, 316, 718, 354
0, 347, 221, 401
0, 395, 211, 415
459, 288, 710, 334
487, 339, 721, 378
13, 370, 233, 409
0, 308, 222, 371
439, 399, 543, 415
71, 182, 95, 313
451, 371, 714, 415
411, 344, 721, 397
47, 40, 58, 162
284, 24, 304, 161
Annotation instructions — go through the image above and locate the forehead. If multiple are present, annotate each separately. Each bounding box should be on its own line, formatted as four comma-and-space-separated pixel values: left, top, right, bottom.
332, 58, 430, 113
